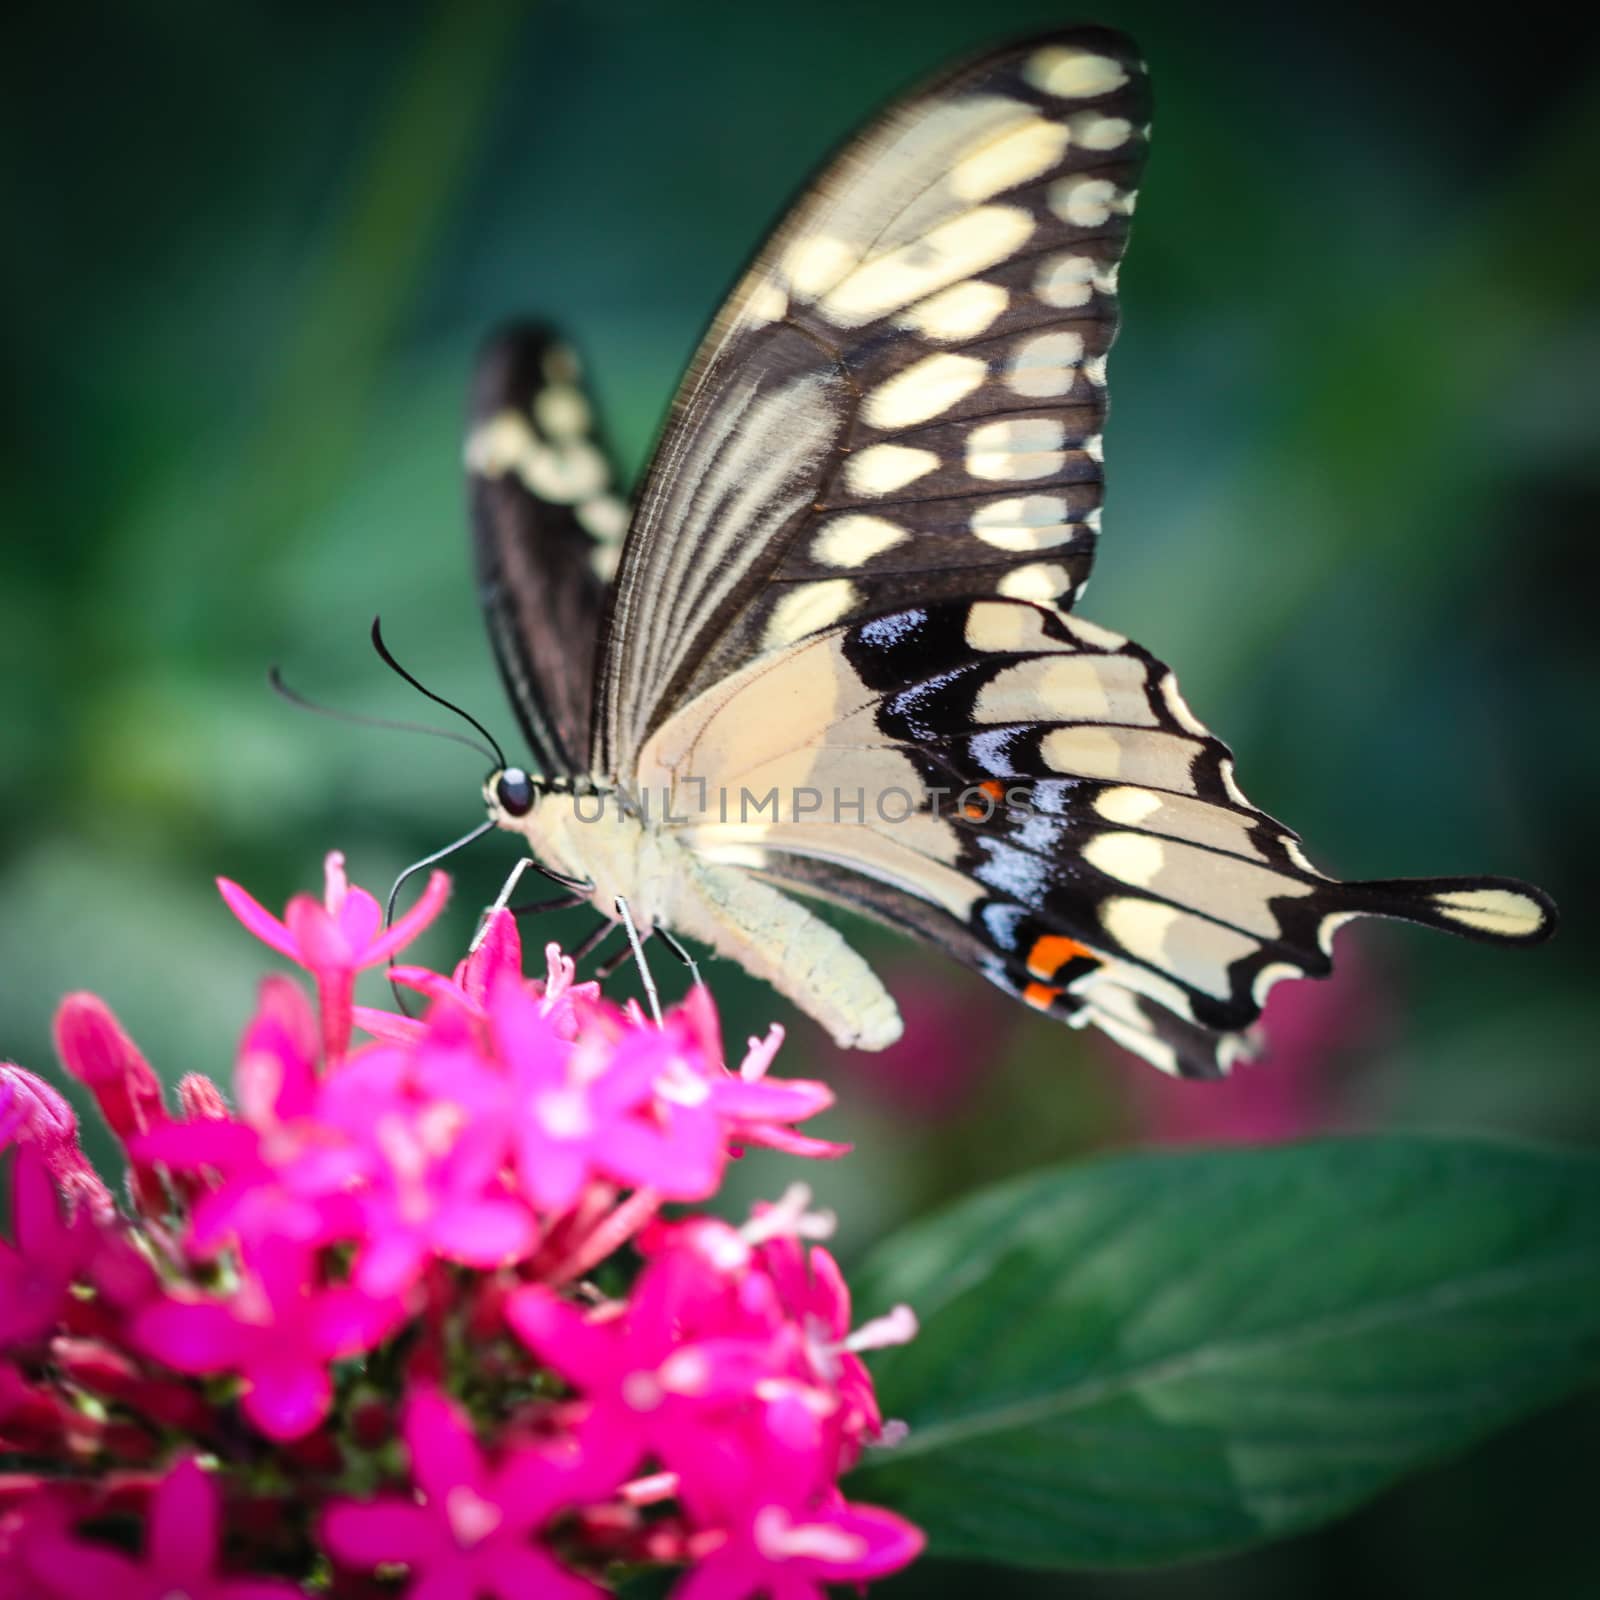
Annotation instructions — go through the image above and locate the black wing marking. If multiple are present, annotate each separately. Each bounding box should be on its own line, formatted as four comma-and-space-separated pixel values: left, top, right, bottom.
596, 28, 1150, 776
467, 323, 629, 777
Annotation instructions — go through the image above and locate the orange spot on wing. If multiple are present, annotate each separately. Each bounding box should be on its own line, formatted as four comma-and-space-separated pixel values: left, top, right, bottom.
1026, 934, 1094, 980
963, 779, 1008, 820
1022, 981, 1060, 1011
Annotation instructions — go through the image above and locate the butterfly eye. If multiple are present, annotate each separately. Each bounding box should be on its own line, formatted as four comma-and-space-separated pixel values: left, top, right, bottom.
494, 767, 536, 817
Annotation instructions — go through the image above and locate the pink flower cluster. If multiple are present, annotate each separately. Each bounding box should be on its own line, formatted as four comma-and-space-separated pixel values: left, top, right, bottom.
0, 853, 923, 1597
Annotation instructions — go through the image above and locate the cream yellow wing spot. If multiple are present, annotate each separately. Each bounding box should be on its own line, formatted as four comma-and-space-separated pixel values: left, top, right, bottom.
1066, 110, 1133, 150
970, 494, 1078, 552
995, 562, 1074, 602
1041, 725, 1202, 791
1034, 253, 1097, 307
1099, 897, 1258, 1001
844, 443, 940, 495
782, 236, 861, 297
817, 205, 1034, 327
863, 352, 988, 430
974, 653, 1152, 724
966, 416, 1067, 481
741, 279, 790, 328
761, 579, 859, 649
898, 280, 1010, 341
534, 384, 591, 439
809, 513, 909, 568
1006, 331, 1085, 398
1430, 887, 1550, 939
1049, 174, 1131, 228
948, 116, 1071, 202
964, 600, 1060, 653
1024, 44, 1131, 99
576, 494, 629, 543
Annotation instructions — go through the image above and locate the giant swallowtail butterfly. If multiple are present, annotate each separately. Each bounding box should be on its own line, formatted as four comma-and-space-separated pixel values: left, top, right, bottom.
464, 27, 1556, 1079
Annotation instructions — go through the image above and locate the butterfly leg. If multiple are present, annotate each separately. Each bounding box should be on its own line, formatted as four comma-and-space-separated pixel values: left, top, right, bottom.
591, 934, 641, 982
571, 915, 621, 967
510, 892, 589, 915
471, 856, 594, 952
655, 924, 702, 992
613, 895, 663, 1028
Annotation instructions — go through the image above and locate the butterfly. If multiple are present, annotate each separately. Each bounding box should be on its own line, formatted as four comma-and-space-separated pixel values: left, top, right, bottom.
462, 26, 1556, 1079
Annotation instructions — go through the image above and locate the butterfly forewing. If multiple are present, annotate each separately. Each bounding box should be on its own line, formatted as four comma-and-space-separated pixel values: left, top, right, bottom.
598, 29, 1149, 774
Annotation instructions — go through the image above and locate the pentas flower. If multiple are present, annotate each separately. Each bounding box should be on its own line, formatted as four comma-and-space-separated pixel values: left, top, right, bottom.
676, 1424, 925, 1600
20, 1456, 304, 1599
0, 852, 923, 1595
137, 976, 365, 1259
365, 910, 601, 1044
217, 849, 450, 1061
322, 1386, 606, 1600
132, 1239, 408, 1439
508, 1186, 917, 1528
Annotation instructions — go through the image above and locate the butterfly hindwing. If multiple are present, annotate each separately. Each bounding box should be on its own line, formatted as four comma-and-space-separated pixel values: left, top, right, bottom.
635, 597, 1553, 1076
467, 324, 629, 776
598, 29, 1150, 774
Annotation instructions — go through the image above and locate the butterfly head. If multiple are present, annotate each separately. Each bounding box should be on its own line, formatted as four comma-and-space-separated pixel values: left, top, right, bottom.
484, 765, 540, 825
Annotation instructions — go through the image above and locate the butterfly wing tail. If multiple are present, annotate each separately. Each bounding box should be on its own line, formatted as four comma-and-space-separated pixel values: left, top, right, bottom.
1338, 874, 1558, 947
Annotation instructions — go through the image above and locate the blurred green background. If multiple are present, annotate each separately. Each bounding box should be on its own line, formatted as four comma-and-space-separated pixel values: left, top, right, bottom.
3, 0, 1596, 1592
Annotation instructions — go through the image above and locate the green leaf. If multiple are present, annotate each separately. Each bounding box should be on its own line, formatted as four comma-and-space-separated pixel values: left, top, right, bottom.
847, 1138, 1600, 1569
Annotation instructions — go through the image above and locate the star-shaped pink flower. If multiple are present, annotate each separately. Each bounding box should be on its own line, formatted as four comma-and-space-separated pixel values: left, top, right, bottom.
321, 1386, 608, 1600
136, 977, 365, 1259
20, 1456, 305, 1599
131, 1241, 405, 1440
218, 851, 449, 1061
676, 1488, 924, 1600
507, 1247, 785, 1500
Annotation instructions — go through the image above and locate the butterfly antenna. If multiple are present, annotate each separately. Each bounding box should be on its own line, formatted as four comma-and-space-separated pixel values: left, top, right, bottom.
267, 667, 501, 764
370, 616, 508, 770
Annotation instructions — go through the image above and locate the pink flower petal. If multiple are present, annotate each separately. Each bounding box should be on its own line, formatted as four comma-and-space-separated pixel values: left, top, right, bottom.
462, 910, 522, 1002
132, 1296, 245, 1373
366, 870, 451, 965
217, 877, 302, 961
403, 1387, 485, 1503
350, 1004, 427, 1044
243, 1357, 333, 1440
308, 1285, 407, 1358
429, 1199, 536, 1269
334, 883, 386, 954
146, 1457, 217, 1581
288, 899, 350, 971
504, 1287, 616, 1391
481, 1543, 606, 1600
321, 1498, 441, 1567
789, 1500, 926, 1581
22, 1532, 139, 1595
10, 1141, 68, 1257
735, 1126, 851, 1160
712, 1077, 833, 1123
